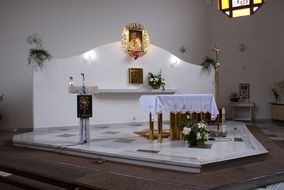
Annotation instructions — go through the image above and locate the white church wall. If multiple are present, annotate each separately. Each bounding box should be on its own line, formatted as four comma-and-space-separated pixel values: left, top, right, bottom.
208, 0, 283, 120
34, 42, 215, 128
280, 0, 284, 79
4, 0, 282, 129
0, 0, 210, 129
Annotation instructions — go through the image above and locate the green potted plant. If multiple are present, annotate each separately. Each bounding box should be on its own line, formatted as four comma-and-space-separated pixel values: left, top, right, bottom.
27, 34, 52, 71
201, 56, 218, 71
271, 88, 279, 102
230, 93, 240, 102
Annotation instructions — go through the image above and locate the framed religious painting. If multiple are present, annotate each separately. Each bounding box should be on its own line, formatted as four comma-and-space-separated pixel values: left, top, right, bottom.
128, 68, 143, 84
121, 23, 150, 59
239, 83, 250, 102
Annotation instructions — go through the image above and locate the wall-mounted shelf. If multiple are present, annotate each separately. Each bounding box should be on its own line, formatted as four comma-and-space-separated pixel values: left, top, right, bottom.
97, 88, 177, 95
69, 86, 177, 95
69, 86, 98, 94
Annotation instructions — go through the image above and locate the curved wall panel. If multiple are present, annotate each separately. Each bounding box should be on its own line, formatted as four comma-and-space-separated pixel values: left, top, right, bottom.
34, 42, 215, 128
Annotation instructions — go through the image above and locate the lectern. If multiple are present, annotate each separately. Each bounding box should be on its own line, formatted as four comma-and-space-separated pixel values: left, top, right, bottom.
77, 74, 93, 144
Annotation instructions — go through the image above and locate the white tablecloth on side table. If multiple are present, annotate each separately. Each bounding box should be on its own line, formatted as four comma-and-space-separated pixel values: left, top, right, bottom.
139, 94, 219, 120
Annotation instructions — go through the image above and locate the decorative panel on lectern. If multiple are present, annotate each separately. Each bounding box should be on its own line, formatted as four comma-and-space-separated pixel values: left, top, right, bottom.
77, 95, 92, 118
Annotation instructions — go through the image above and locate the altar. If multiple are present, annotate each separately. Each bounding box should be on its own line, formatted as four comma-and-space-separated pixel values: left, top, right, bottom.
139, 94, 219, 143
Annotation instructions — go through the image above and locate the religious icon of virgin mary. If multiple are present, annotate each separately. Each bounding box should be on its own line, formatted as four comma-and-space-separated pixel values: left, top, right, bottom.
128, 31, 142, 52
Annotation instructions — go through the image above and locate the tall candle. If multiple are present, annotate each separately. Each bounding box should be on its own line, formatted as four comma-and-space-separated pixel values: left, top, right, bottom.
222, 107, 226, 124
222, 107, 225, 115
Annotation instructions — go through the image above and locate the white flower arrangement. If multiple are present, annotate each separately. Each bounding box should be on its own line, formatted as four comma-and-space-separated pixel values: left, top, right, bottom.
179, 120, 208, 146
147, 71, 165, 90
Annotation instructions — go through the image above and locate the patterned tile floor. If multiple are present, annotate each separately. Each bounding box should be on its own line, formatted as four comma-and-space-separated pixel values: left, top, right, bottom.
256, 121, 284, 140
13, 121, 268, 173
0, 120, 283, 189
254, 120, 284, 190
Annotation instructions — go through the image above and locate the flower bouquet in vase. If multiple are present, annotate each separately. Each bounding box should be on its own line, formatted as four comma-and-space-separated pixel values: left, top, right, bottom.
178, 120, 208, 147
147, 71, 165, 90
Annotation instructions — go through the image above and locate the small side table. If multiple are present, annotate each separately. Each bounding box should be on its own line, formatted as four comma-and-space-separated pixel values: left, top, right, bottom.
231, 102, 255, 124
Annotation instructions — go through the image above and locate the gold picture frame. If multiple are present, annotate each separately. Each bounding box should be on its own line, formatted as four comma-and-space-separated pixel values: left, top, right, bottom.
121, 23, 150, 58
128, 68, 143, 84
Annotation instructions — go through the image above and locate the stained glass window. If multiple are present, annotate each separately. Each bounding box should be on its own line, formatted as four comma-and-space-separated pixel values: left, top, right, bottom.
232, 0, 250, 7
218, 0, 264, 18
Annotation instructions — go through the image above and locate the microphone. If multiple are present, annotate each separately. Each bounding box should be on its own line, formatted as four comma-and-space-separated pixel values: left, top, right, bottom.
81, 73, 86, 94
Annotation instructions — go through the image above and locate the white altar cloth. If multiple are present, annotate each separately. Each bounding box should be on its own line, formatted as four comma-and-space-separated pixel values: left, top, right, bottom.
139, 94, 219, 119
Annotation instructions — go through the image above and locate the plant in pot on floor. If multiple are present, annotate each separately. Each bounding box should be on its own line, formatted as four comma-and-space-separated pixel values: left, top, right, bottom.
178, 120, 209, 147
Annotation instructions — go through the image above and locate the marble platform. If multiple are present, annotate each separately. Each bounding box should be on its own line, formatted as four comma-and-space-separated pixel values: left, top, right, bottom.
13, 121, 268, 173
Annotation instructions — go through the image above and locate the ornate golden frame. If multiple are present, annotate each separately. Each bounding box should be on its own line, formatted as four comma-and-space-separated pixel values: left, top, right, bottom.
121, 23, 150, 58
128, 68, 143, 84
